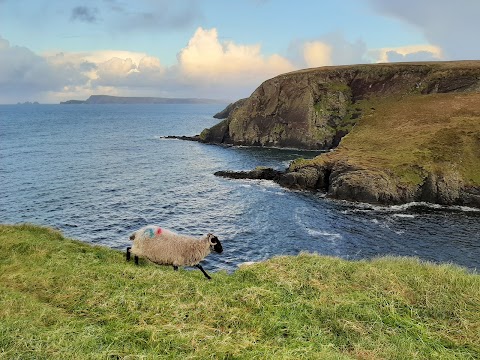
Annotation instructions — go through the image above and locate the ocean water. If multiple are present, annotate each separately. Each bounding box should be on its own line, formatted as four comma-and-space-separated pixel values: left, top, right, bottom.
1, 104, 479, 272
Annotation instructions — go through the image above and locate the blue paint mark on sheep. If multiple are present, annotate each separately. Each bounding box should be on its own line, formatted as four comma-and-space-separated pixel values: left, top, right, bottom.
144, 228, 155, 238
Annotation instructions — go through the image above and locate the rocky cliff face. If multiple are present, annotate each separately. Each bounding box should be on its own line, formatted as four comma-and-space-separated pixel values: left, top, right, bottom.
208, 61, 480, 207
213, 98, 247, 119
201, 61, 480, 149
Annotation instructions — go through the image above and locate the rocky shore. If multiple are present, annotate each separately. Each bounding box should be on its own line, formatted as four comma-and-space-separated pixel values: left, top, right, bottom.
197, 62, 480, 207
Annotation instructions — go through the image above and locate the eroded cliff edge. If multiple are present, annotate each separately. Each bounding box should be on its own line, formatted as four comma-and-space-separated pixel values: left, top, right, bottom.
207, 61, 480, 207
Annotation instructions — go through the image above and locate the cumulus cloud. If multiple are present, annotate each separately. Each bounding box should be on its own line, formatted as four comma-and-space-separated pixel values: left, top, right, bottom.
303, 41, 333, 68
43, 49, 167, 90
92, 55, 165, 88
289, 32, 368, 68
95, 58, 136, 83
386, 51, 440, 63
0, 35, 171, 103
0, 36, 9, 49
0, 36, 89, 103
367, 0, 480, 59
177, 27, 295, 84
369, 44, 443, 63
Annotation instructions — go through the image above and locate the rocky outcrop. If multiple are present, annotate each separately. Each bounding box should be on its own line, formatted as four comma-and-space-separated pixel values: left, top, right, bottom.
212, 83, 480, 208
217, 164, 480, 208
200, 61, 480, 150
213, 98, 248, 119
215, 167, 282, 181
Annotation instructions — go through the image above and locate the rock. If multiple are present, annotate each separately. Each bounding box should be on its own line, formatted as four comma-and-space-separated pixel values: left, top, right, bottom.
420, 171, 464, 205
328, 169, 401, 204
460, 187, 480, 208
213, 98, 248, 119
277, 167, 323, 190
214, 167, 282, 181
161, 135, 201, 142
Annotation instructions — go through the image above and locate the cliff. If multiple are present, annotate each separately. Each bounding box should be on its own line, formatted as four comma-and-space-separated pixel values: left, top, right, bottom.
213, 98, 248, 118
209, 61, 480, 207
280, 92, 480, 207
201, 61, 480, 149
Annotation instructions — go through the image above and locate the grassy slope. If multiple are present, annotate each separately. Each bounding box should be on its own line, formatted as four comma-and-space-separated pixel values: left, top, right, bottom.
1, 225, 479, 359
293, 93, 480, 187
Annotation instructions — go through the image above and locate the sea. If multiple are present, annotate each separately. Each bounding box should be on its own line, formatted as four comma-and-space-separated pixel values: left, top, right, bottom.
1, 104, 479, 272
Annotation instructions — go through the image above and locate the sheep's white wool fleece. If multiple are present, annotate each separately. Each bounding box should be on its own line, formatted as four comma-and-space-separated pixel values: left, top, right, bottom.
131, 226, 211, 267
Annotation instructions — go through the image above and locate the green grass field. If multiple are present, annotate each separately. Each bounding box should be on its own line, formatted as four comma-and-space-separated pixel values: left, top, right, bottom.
292, 92, 480, 189
1, 224, 479, 359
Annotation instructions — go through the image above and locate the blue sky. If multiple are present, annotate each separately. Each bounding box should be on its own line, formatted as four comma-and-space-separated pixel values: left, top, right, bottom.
0, 0, 478, 103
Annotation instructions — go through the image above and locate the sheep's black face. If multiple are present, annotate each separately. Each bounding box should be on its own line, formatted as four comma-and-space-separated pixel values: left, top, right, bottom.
208, 234, 223, 254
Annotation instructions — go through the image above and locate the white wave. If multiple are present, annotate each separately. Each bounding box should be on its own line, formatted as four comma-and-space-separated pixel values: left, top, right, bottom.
306, 228, 343, 239
345, 201, 480, 213
392, 214, 416, 219
256, 179, 280, 188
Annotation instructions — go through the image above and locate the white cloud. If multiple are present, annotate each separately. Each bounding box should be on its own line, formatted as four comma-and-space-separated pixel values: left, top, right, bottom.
369, 44, 443, 63
95, 57, 137, 84
0, 28, 299, 103
0, 36, 90, 103
138, 56, 163, 73
289, 32, 368, 68
177, 27, 295, 84
303, 41, 333, 68
34, 50, 166, 94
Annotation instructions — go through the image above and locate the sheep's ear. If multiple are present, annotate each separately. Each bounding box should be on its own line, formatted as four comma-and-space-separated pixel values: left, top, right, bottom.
209, 235, 219, 244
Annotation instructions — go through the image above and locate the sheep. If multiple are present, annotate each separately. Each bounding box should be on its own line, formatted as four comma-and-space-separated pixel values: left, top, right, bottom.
126, 225, 223, 279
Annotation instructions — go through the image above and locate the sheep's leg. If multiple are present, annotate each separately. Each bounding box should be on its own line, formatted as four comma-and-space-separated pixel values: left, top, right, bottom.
127, 247, 139, 265
196, 264, 211, 280
173, 265, 178, 271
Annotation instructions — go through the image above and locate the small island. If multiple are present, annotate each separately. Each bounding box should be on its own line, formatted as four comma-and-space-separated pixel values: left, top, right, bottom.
17, 101, 40, 105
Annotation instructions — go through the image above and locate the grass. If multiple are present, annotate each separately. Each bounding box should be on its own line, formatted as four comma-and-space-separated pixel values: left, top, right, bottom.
293, 93, 480, 187
1, 224, 479, 359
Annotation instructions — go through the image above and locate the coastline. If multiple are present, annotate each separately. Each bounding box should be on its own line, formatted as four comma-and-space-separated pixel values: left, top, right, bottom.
190, 62, 480, 209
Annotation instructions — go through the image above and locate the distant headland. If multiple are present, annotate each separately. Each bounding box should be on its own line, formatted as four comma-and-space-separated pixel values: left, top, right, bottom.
60, 95, 226, 105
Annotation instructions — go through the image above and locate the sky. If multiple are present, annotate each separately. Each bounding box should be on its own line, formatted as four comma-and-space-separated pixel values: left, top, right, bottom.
0, 0, 478, 104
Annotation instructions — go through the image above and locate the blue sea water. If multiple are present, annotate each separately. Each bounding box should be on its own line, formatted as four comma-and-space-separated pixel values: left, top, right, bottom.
1, 104, 479, 272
